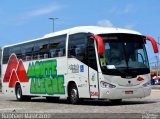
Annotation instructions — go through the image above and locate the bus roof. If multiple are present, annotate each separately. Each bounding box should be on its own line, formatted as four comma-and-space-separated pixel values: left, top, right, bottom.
3, 26, 141, 48
44, 26, 141, 38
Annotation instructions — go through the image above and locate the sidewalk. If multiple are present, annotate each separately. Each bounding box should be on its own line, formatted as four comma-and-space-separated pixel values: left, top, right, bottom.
151, 85, 160, 90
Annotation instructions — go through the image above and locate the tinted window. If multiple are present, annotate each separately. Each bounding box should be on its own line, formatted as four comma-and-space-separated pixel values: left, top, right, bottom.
3, 47, 12, 64
2, 34, 67, 63
49, 34, 66, 58
87, 39, 97, 70
68, 33, 87, 64
12, 46, 22, 59
3, 45, 22, 64
22, 43, 34, 61
34, 40, 49, 59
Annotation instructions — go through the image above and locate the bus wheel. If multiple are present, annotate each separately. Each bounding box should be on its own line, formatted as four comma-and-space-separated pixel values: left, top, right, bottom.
68, 84, 80, 104
15, 85, 31, 101
110, 99, 122, 104
15, 85, 23, 101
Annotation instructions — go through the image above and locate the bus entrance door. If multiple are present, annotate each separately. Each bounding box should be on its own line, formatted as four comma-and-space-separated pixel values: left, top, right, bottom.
89, 68, 99, 98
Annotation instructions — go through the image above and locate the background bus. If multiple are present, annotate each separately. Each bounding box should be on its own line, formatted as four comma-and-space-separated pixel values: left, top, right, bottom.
1, 26, 158, 104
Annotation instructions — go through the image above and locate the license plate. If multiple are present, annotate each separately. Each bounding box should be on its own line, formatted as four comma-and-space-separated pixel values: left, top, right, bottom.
125, 91, 133, 94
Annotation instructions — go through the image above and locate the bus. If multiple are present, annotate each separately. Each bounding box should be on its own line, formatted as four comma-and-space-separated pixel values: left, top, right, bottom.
1, 26, 158, 104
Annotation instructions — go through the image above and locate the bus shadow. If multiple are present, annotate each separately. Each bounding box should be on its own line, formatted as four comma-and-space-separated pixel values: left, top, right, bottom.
9, 98, 157, 106
78, 100, 157, 106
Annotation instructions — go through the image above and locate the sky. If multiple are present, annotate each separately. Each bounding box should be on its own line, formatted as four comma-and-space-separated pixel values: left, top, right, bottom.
0, 0, 160, 65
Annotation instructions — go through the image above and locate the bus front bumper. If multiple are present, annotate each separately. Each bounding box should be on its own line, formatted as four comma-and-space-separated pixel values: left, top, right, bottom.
100, 86, 151, 99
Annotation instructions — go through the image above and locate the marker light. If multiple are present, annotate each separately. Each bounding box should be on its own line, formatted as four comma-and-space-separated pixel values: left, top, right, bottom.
137, 77, 144, 81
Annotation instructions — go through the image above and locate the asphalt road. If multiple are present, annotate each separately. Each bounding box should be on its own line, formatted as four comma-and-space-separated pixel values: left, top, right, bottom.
0, 90, 160, 118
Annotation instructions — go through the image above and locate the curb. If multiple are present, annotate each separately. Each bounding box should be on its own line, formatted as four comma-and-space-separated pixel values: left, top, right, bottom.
151, 85, 160, 90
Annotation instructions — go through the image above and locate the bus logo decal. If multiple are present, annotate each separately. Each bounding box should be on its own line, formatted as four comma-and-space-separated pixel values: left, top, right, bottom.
27, 60, 65, 95
69, 64, 79, 73
3, 54, 29, 88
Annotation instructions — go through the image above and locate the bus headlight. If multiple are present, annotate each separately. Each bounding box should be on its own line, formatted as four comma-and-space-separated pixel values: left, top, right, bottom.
142, 81, 151, 87
100, 81, 116, 88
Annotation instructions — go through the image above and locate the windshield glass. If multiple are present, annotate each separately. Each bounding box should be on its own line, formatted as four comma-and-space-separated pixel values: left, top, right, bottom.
99, 34, 149, 77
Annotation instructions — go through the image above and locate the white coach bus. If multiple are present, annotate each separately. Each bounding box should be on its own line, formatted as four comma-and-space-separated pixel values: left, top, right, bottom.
1, 26, 158, 104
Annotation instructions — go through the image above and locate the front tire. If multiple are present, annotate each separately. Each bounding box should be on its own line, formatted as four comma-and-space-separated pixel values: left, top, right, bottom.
68, 84, 80, 104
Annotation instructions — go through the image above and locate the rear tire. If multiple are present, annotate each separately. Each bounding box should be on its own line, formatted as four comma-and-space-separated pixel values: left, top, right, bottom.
68, 84, 80, 104
15, 85, 31, 101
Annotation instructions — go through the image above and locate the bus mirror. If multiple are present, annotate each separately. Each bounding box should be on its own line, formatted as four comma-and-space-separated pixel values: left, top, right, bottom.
146, 36, 158, 53
90, 35, 104, 54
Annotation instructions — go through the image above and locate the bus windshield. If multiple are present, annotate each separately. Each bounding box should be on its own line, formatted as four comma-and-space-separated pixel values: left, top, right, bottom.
99, 34, 149, 77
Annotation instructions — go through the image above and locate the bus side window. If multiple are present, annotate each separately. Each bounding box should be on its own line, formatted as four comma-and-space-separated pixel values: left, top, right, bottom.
3, 46, 22, 64
34, 40, 49, 59
2, 47, 12, 64
22, 43, 34, 61
68, 33, 87, 64
49, 34, 66, 58
12, 46, 22, 60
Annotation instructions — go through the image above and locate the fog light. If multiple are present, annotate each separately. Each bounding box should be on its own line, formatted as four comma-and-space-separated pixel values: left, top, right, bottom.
142, 81, 151, 87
